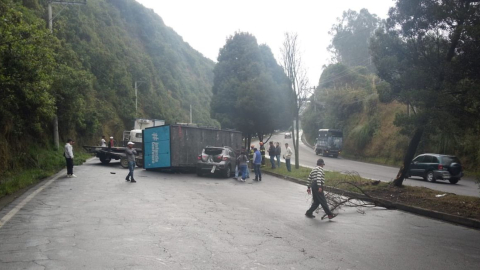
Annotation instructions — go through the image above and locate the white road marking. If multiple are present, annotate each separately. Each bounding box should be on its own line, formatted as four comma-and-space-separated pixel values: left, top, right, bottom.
0, 175, 61, 229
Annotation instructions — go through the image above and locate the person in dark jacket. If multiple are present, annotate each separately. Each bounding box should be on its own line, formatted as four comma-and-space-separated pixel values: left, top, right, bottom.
275, 142, 281, 168
125, 142, 137, 183
268, 141, 276, 169
305, 159, 336, 219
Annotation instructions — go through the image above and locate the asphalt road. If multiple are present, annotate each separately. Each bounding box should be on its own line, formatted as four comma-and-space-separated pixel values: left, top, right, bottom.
1, 159, 480, 269
263, 133, 480, 197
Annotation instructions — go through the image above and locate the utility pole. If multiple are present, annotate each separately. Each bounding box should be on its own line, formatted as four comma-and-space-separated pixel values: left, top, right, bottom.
47, 0, 86, 149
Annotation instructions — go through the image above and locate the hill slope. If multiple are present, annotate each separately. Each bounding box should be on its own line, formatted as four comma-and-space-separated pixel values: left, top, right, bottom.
1, 0, 218, 173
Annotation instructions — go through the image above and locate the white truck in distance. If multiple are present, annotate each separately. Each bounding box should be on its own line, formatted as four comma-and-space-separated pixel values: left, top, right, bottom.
123, 119, 165, 147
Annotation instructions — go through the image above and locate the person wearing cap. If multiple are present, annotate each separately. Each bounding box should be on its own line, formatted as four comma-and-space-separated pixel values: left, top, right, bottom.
305, 158, 336, 219
125, 142, 137, 183
64, 139, 76, 178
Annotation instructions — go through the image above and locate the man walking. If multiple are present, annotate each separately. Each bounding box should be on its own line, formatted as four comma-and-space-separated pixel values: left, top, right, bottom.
125, 142, 137, 183
284, 143, 293, 172
305, 159, 336, 220
268, 141, 276, 169
275, 142, 281, 168
64, 139, 76, 178
252, 147, 262, 181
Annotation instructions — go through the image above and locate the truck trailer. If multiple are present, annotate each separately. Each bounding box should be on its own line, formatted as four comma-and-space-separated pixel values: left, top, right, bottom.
142, 125, 243, 171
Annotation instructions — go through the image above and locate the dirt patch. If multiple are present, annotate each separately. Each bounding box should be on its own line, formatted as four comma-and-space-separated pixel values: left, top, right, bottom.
333, 180, 480, 220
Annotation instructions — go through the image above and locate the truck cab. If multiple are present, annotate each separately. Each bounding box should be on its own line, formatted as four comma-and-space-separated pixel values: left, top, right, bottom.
315, 129, 343, 158
123, 119, 164, 147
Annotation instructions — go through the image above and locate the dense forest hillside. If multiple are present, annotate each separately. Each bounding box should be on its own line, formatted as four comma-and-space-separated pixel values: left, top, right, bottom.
1, 0, 218, 173
302, 64, 410, 165
303, 63, 479, 172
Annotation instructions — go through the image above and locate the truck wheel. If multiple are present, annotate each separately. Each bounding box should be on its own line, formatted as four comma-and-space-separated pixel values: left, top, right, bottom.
222, 166, 231, 178
100, 157, 111, 164
135, 159, 143, 168
315, 149, 320, 155
120, 157, 129, 168
424, 171, 436, 182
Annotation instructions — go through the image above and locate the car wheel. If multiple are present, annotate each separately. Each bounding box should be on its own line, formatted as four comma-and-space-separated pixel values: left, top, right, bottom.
424, 171, 436, 182
222, 166, 231, 178
449, 178, 459, 184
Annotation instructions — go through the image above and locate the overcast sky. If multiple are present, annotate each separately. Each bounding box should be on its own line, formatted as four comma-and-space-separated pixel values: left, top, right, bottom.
135, 0, 395, 85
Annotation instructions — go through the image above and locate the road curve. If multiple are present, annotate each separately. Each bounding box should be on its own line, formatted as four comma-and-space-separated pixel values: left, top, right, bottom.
260, 133, 479, 197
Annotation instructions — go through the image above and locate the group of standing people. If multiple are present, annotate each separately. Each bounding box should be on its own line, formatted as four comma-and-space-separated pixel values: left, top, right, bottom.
234, 145, 262, 181
267, 142, 293, 172
234, 141, 294, 182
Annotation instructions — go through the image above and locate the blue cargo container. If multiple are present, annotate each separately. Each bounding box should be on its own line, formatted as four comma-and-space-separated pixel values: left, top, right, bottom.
142, 125, 242, 170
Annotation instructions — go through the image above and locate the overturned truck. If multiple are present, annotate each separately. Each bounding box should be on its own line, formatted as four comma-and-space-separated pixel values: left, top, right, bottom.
142, 125, 243, 171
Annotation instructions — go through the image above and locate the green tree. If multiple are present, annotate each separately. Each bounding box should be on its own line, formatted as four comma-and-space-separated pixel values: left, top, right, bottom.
211, 32, 292, 146
328, 9, 380, 71
370, 0, 480, 186
0, 1, 56, 136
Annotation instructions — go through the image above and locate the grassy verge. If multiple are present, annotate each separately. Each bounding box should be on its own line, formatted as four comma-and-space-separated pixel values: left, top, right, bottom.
0, 147, 91, 198
263, 163, 480, 220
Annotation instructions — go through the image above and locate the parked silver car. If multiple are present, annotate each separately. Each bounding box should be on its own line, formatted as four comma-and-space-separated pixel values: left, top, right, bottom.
196, 146, 236, 178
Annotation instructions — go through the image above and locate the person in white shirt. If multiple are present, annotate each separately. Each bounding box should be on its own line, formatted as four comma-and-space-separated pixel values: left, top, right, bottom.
64, 139, 76, 178
283, 143, 293, 172
101, 136, 106, 147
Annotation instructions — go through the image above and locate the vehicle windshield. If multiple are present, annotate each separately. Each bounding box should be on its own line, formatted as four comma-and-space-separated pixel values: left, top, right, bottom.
329, 136, 343, 149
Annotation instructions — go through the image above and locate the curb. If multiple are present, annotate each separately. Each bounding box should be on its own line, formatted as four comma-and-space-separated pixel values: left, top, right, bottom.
263, 170, 480, 230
